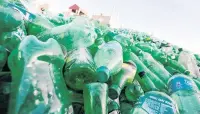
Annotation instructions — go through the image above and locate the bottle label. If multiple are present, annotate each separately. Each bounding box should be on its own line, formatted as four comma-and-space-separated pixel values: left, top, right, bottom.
168, 76, 195, 93
135, 93, 177, 114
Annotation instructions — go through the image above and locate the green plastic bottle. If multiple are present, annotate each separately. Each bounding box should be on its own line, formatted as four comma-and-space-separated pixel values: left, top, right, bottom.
38, 16, 97, 51
94, 41, 123, 82
164, 66, 181, 75
138, 52, 171, 84
0, 25, 26, 52
88, 37, 105, 57
193, 78, 200, 90
119, 92, 135, 114
112, 34, 134, 52
123, 52, 167, 92
8, 36, 73, 114
132, 91, 180, 114
72, 102, 84, 114
194, 54, 200, 61
109, 61, 137, 99
63, 48, 97, 90
103, 30, 118, 42
125, 80, 144, 103
0, 7, 23, 32
83, 82, 108, 114
0, 46, 7, 71
168, 74, 200, 114
108, 97, 120, 114
25, 14, 55, 36
135, 43, 190, 75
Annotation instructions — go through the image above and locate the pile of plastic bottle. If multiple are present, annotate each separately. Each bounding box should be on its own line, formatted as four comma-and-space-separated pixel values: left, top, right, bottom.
0, 1, 200, 114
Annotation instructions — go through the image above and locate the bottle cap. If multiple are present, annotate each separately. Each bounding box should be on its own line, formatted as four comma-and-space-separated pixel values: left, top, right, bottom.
138, 71, 145, 78
109, 85, 121, 100
96, 66, 110, 83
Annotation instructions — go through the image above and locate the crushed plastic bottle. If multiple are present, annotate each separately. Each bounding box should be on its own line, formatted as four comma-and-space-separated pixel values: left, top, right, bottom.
168, 74, 200, 114
8, 36, 73, 114
94, 41, 123, 82
83, 82, 108, 114
63, 48, 97, 90
0, 7, 23, 32
38, 16, 97, 51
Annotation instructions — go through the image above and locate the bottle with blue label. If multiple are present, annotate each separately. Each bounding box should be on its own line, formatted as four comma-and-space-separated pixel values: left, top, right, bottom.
168, 74, 200, 114
132, 91, 180, 114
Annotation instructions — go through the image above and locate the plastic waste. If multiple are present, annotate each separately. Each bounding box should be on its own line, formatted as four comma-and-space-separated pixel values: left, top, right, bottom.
72, 102, 84, 114
0, 46, 8, 71
103, 30, 118, 42
0, 72, 11, 114
112, 34, 134, 52
8, 36, 73, 114
125, 80, 144, 103
94, 41, 123, 82
168, 74, 200, 114
165, 66, 181, 75
138, 52, 171, 84
135, 43, 190, 75
108, 97, 120, 114
132, 91, 180, 114
38, 16, 97, 51
120, 101, 134, 114
83, 82, 108, 114
0, 25, 26, 52
194, 54, 200, 61
63, 48, 97, 90
25, 14, 55, 36
123, 52, 167, 92
0, 7, 23, 32
178, 51, 200, 78
109, 61, 137, 99
88, 37, 105, 57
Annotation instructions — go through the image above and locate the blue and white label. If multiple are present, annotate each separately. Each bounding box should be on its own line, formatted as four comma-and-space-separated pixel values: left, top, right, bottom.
135, 94, 177, 114
168, 76, 195, 93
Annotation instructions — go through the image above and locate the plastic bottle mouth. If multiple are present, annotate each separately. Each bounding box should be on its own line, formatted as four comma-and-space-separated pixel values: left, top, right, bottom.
109, 85, 121, 100
138, 71, 145, 78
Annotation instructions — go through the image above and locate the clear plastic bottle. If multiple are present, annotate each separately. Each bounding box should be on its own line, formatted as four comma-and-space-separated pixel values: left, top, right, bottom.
94, 41, 123, 82
168, 74, 200, 114
109, 61, 137, 99
8, 35, 73, 114
83, 82, 108, 114
63, 48, 97, 90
